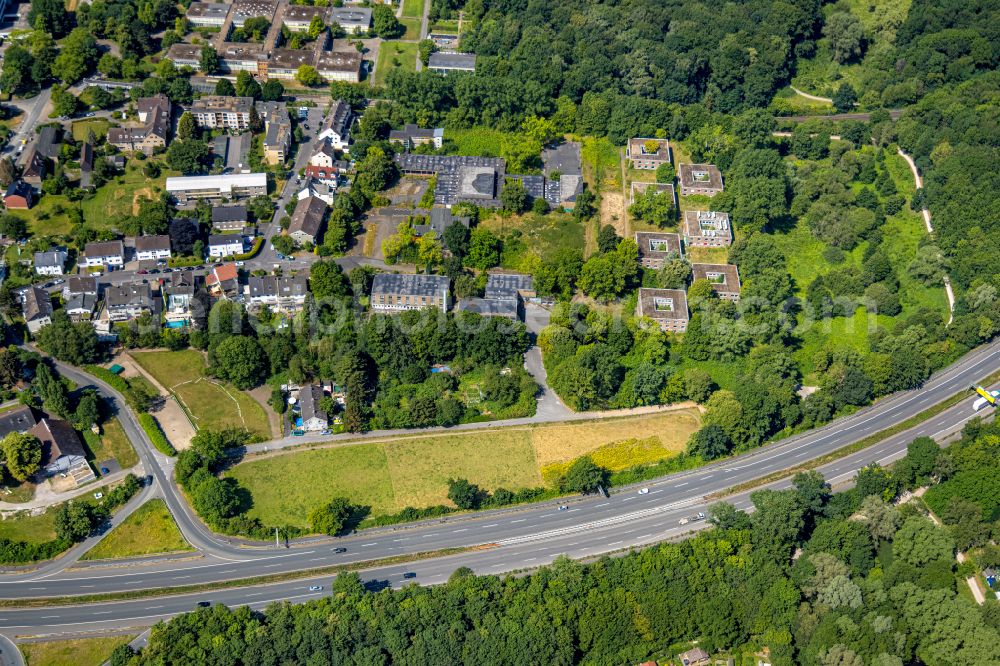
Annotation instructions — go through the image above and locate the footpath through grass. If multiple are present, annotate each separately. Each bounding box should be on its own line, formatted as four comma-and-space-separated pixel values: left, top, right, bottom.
82, 499, 192, 561
21, 634, 135, 666
229, 410, 699, 528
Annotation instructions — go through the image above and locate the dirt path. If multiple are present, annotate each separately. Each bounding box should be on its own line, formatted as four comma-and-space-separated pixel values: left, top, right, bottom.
249, 385, 282, 438
790, 86, 833, 104
118, 353, 198, 450
896, 149, 956, 323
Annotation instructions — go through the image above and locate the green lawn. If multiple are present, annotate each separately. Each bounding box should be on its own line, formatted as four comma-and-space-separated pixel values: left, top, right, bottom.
430, 19, 459, 33
0, 508, 57, 544
402, 0, 425, 19
374, 41, 420, 87
580, 135, 622, 190
771, 217, 867, 297
132, 351, 272, 438
399, 17, 422, 40
770, 85, 835, 115
70, 118, 111, 142
103, 418, 139, 468
83, 499, 192, 560
21, 635, 135, 666
447, 126, 508, 157
6, 194, 78, 237
80, 159, 176, 228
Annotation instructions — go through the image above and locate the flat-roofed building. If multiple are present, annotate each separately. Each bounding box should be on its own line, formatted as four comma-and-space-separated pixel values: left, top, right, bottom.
486, 272, 535, 299
630, 181, 676, 204
691, 263, 741, 301
219, 44, 267, 73
370, 274, 450, 313
456, 296, 519, 321
428, 51, 476, 74
678, 163, 724, 197
166, 173, 268, 204
626, 137, 671, 170
315, 49, 362, 83
330, 7, 371, 33
231, 0, 277, 26
188, 96, 254, 129
635, 232, 683, 269
682, 210, 731, 247
636, 288, 688, 333
283, 5, 330, 31
165, 43, 202, 68
267, 47, 317, 80
186, 2, 230, 27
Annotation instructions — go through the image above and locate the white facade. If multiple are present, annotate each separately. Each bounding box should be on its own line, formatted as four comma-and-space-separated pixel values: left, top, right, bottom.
135, 246, 171, 262
208, 238, 244, 258
34, 250, 67, 276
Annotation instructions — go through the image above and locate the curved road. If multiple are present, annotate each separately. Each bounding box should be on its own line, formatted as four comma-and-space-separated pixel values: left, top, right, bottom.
0, 339, 997, 635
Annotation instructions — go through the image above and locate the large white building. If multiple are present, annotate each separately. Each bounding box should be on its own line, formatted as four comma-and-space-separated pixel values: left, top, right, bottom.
166, 173, 268, 204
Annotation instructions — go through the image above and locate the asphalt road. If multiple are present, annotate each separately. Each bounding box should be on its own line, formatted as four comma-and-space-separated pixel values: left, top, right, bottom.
0, 339, 997, 635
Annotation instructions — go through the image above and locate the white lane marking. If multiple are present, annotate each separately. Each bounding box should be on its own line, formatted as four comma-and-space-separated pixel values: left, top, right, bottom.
595, 503, 609, 507
676, 482, 689, 487
360, 543, 376, 547
452, 529, 468, 533
511, 519, 526, 523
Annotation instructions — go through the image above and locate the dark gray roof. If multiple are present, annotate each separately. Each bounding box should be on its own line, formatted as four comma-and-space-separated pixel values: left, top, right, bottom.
322, 100, 352, 139
66, 276, 98, 295
371, 273, 450, 298
33, 249, 66, 268
428, 207, 470, 236
486, 272, 533, 299
85, 240, 125, 258
22, 286, 52, 321
248, 273, 308, 299
213, 205, 248, 224
36, 126, 62, 161
134, 235, 170, 252
297, 384, 327, 423
428, 52, 476, 71
0, 405, 37, 439
288, 196, 328, 239
65, 293, 98, 313
456, 297, 518, 318
106, 283, 154, 308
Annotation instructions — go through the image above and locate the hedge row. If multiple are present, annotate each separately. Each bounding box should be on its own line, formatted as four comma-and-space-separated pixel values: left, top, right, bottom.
84, 365, 150, 412
138, 413, 176, 456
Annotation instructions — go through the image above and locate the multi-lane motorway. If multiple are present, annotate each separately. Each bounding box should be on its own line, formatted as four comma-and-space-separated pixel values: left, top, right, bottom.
0, 338, 997, 636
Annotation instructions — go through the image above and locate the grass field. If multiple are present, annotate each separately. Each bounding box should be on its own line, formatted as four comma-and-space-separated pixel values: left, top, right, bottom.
229, 410, 700, 528
132, 351, 271, 438
400, 17, 422, 40
6, 194, 78, 237
374, 41, 419, 87
770, 85, 835, 114
70, 118, 111, 142
430, 19, 459, 33
83, 499, 192, 560
80, 159, 176, 227
81, 418, 138, 469
0, 508, 57, 544
446, 126, 508, 157
402, 0, 425, 19
580, 136, 621, 191
21, 635, 135, 666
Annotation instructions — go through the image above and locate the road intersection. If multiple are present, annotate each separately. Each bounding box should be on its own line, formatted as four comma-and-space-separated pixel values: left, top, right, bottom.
0, 337, 996, 636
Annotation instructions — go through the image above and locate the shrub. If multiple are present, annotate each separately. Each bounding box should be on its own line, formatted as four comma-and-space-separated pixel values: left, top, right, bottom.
138, 413, 176, 456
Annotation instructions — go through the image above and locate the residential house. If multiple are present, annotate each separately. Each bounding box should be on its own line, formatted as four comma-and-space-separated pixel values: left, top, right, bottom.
33, 249, 67, 276
134, 235, 172, 262
36, 126, 62, 163
309, 140, 338, 168
388, 124, 444, 151
317, 100, 352, 150
636, 288, 689, 333
82, 240, 125, 269
63, 276, 98, 300
258, 101, 292, 166
208, 234, 245, 258
30, 418, 95, 485
676, 648, 711, 666
20, 146, 47, 187
205, 263, 240, 298
296, 384, 328, 431
691, 263, 741, 301
3, 180, 34, 209
304, 160, 349, 186
0, 405, 37, 439
212, 205, 249, 231
330, 7, 371, 33
635, 232, 683, 269
370, 273, 450, 312
188, 96, 254, 130
288, 196, 328, 245
165, 270, 197, 326
314, 50, 362, 83
65, 293, 99, 321
106, 283, 158, 321
626, 137, 671, 170
185, 2, 230, 27
79, 141, 94, 190
247, 273, 309, 313
107, 94, 171, 154
427, 52, 476, 74
682, 210, 731, 248
296, 179, 336, 206
678, 163, 724, 197
22, 286, 53, 333
166, 173, 268, 204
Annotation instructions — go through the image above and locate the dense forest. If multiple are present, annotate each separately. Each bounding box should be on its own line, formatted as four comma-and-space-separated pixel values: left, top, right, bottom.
112, 419, 1000, 666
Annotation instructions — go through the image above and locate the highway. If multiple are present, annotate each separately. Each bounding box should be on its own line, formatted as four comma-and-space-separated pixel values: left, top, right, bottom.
0, 337, 996, 635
